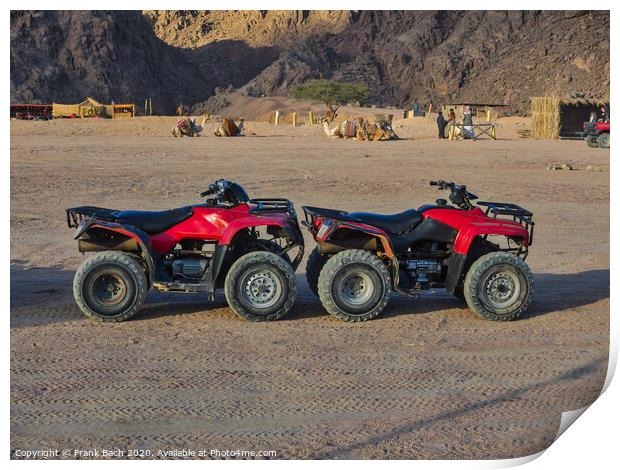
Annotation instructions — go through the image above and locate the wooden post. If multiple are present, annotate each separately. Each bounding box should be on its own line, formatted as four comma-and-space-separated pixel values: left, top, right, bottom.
144, 99, 148, 115
308, 111, 313, 125
486, 109, 491, 122
491, 124, 496, 140
274, 110, 280, 125
425, 103, 433, 126
149, 98, 153, 116
292, 112, 297, 127
450, 124, 456, 140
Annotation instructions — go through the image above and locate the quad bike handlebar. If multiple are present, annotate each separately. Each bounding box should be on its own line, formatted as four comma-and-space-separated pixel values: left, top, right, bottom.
199, 179, 252, 207
200, 179, 230, 198
430, 180, 478, 210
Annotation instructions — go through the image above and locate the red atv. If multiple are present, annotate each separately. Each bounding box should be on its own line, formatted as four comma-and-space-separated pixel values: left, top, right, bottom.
302, 181, 534, 322
583, 120, 610, 148
66, 179, 304, 322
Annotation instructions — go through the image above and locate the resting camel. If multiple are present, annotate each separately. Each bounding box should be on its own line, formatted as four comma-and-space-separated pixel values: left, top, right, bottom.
199, 115, 245, 137
171, 118, 203, 137
323, 116, 399, 141
214, 117, 244, 137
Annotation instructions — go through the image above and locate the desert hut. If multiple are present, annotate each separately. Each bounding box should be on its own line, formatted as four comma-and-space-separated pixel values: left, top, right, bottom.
531, 96, 608, 139
112, 104, 136, 118
52, 97, 135, 118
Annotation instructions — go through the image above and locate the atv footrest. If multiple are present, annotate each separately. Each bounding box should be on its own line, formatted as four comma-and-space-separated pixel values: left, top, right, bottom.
152, 281, 211, 293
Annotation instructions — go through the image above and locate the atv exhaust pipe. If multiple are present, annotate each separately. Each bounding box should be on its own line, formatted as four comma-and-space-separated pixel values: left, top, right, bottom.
78, 239, 140, 252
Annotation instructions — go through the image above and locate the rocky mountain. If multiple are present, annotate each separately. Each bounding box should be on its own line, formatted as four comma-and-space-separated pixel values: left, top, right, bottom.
11, 10, 609, 115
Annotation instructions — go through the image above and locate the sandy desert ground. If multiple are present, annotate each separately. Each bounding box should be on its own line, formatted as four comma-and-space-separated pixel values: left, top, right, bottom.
10, 116, 609, 459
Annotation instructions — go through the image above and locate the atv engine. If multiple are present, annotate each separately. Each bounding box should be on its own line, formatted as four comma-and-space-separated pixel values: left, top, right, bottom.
406, 259, 442, 284
172, 258, 208, 280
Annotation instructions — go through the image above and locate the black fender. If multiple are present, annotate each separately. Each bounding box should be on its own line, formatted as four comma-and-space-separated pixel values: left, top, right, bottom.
77, 220, 157, 285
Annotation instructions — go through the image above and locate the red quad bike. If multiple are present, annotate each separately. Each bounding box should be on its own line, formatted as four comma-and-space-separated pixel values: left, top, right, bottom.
583, 120, 610, 148
302, 181, 535, 322
66, 179, 304, 322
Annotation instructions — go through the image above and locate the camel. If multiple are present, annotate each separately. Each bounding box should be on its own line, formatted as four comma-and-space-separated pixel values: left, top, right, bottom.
322, 117, 361, 139
171, 118, 203, 137
323, 120, 342, 138
214, 117, 244, 137
323, 116, 399, 141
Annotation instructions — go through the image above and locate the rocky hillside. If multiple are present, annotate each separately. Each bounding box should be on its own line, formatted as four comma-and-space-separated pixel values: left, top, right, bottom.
11, 10, 609, 115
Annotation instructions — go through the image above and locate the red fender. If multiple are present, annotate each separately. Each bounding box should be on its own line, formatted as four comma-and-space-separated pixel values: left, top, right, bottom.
423, 208, 529, 255
218, 214, 292, 245
452, 221, 529, 255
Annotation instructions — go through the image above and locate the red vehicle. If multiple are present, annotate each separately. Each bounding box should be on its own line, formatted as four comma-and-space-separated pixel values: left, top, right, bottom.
583, 120, 610, 148
302, 181, 534, 322
67, 179, 304, 322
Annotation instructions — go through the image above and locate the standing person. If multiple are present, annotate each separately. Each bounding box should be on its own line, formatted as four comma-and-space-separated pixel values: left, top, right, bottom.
448, 108, 456, 122
413, 100, 420, 117
436, 111, 446, 139
463, 105, 474, 139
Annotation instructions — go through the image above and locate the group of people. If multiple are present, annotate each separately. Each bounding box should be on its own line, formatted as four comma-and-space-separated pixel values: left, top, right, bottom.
436, 106, 474, 139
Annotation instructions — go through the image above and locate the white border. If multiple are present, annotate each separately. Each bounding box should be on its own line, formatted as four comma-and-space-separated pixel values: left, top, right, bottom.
5, 2, 616, 467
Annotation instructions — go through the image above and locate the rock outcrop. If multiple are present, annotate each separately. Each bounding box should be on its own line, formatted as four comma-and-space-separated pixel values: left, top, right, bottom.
11, 10, 609, 115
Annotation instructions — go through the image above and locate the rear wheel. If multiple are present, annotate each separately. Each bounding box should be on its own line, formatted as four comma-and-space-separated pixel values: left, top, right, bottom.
585, 134, 599, 148
597, 132, 609, 148
463, 252, 533, 321
224, 251, 296, 321
318, 249, 391, 322
305, 248, 329, 297
73, 251, 148, 322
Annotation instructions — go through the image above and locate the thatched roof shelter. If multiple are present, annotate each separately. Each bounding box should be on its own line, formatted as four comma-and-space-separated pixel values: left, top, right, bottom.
531, 96, 608, 139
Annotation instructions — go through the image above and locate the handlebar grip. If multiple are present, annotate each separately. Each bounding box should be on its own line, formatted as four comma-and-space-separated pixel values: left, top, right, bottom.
429, 181, 438, 186
200, 183, 220, 197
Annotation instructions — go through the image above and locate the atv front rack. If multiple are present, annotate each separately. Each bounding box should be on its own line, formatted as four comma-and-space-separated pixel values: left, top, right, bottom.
477, 201, 535, 244
248, 198, 294, 215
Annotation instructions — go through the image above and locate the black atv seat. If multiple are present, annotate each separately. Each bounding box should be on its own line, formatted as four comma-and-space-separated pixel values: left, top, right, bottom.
349, 209, 423, 235
114, 206, 194, 234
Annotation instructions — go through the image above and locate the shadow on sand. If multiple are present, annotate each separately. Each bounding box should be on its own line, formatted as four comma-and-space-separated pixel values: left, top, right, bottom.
10, 260, 609, 327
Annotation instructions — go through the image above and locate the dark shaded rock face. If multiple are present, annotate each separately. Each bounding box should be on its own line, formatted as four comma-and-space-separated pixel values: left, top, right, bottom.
11, 10, 609, 114
10, 11, 208, 114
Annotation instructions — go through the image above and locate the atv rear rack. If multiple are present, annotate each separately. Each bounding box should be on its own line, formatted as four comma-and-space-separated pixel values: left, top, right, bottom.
477, 201, 535, 244
248, 198, 294, 215
66, 206, 118, 228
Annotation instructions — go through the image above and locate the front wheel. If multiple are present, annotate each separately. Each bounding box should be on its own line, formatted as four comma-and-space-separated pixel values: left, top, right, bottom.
317, 249, 391, 322
73, 251, 148, 322
597, 132, 609, 149
224, 251, 297, 321
463, 252, 533, 321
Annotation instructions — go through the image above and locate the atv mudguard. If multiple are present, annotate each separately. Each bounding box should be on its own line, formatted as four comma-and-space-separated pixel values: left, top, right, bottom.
75, 220, 157, 284
218, 214, 297, 245
218, 214, 305, 270
317, 220, 396, 258
452, 221, 530, 255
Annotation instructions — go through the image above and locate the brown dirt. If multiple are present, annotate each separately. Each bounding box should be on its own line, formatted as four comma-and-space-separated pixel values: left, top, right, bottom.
10, 117, 609, 459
